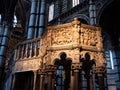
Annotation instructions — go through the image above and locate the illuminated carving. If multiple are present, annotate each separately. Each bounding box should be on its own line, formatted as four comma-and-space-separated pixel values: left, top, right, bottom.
40, 18, 105, 68
13, 18, 106, 73
50, 24, 80, 45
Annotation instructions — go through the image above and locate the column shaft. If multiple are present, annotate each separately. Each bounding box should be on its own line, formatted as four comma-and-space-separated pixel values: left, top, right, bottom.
10, 74, 16, 90
33, 72, 37, 90
98, 74, 105, 90
71, 63, 82, 90
86, 72, 95, 90
89, 75, 94, 90
74, 70, 79, 90
0, 25, 11, 89
39, 74, 44, 90
27, 0, 38, 39
34, 0, 40, 38
96, 67, 106, 90
70, 71, 74, 90
47, 72, 53, 90
0, 25, 4, 43
89, 0, 96, 25
45, 65, 57, 90
38, 0, 46, 37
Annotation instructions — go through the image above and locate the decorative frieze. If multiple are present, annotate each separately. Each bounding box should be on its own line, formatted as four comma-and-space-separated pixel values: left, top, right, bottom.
13, 58, 41, 73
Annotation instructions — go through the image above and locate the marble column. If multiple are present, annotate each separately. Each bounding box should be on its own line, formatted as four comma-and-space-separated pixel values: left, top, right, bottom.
38, 0, 46, 37
33, 71, 37, 90
90, 68, 96, 90
87, 77, 90, 90
45, 65, 57, 90
0, 25, 4, 43
86, 70, 95, 90
0, 25, 4, 86
96, 67, 106, 90
27, 0, 38, 39
71, 63, 82, 90
89, 0, 96, 26
38, 69, 46, 90
0, 25, 11, 89
10, 74, 16, 90
34, 0, 40, 38
47, 72, 53, 90
70, 70, 74, 90
39, 74, 45, 90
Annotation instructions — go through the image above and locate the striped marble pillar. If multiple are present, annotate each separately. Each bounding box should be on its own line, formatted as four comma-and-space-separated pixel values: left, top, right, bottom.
38, 0, 46, 37
27, 0, 38, 39
89, 0, 96, 26
34, 0, 40, 38
0, 24, 11, 88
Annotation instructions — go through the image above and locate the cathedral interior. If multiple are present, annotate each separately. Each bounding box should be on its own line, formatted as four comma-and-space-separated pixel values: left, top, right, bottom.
0, 0, 120, 90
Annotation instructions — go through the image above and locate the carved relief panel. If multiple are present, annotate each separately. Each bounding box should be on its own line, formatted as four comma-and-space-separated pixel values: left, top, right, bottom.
80, 25, 103, 50
49, 24, 80, 46
40, 18, 105, 68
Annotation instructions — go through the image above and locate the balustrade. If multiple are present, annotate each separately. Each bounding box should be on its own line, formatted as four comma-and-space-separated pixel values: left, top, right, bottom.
14, 38, 41, 61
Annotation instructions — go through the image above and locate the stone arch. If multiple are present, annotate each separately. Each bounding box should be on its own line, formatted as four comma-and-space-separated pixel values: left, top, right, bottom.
52, 52, 72, 65
97, 0, 113, 25
50, 51, 74, 65
80, 51, 97, 67
59, 52, 67, 59
63, 14, 89, 24
54, 58, 60, 65
98, 0, 120, 47
80, 51, 95, 61
80, 52, 95, 80
102, 32, 112, 50
53, 52, 72, 90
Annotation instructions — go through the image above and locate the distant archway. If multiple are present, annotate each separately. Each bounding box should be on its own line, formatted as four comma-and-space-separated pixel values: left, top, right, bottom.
99, 0, 120, 46
98, 0, 120, 89
64, 14, 89, 24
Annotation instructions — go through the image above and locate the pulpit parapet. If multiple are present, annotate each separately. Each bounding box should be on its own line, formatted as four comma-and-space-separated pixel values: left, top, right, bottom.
40, 18, 105, 68
12, 18, 106, 74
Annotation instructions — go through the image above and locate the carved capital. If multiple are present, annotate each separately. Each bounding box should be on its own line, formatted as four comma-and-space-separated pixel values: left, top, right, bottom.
45, 65, 57, 73
37, 68, 46, 75
71, 63, 82, 70
96, 67, 106, 75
